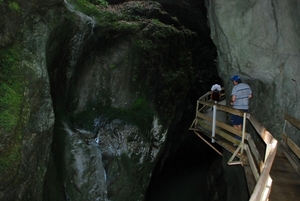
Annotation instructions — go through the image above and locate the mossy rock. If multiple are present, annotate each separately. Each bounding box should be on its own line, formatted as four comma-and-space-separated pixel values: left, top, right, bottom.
0, 44, 29, 188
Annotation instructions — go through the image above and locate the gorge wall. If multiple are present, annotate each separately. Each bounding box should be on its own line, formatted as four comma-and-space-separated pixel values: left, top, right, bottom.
1, 0, 217, 200
1, 0, 300, 201
206, 0, 300, 141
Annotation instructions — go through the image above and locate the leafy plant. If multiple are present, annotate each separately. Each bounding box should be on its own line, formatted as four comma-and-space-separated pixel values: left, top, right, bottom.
8, 1, 20, 12
88, 0, 109, 7
96, 0, 109, 7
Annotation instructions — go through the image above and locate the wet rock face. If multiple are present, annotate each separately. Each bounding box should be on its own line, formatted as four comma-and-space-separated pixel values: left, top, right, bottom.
206, 0, 300, 139
44, 1, 203, 201
1, 0, 218, 200
155, 0, 210, 37
0, 1, 67, 199
0, 0, 64, 46
63, 123, 108, 201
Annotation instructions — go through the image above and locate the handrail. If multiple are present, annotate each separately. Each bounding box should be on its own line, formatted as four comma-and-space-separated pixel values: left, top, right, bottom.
250, 138, 277, 201
191, 90, 278, 201
284, 113, 300, 130
281, 113, 300, 175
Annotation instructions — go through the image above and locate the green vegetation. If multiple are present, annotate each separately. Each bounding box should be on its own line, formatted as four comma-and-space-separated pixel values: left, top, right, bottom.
71, 95, 154, 137
0, 131, 22, 173
151, 18, 161, 25
67, 0, 141, 33
68, 1, 194, 131
68, 0, 114, 21
104, 96, 153, 134
0, 0, 20, 12
129, 21, 194, 126
90, 0, 109, 7
8, 1, 20, 12
0, 44, 26, 174
109, 64, 116, 69
0, 45, 24, 132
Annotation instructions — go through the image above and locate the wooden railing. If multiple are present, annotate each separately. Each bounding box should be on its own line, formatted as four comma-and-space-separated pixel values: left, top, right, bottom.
190, 90, 278, 201
281, 113, 300, 175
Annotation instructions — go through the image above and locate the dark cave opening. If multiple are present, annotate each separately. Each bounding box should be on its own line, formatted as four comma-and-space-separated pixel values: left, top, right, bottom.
145, 129, 221, 201
144, 82, 224, 201
142, 1, 225, 199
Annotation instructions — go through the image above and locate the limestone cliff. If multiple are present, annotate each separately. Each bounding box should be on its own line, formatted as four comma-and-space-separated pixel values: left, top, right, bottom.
206, 0, 300, 141
0, 0, 216, 200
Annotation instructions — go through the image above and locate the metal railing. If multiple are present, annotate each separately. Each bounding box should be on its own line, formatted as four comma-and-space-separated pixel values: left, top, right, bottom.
190, 90, 278, 201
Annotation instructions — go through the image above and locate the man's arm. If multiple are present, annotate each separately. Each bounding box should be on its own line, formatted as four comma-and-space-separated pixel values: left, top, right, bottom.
230, 95, 236, 105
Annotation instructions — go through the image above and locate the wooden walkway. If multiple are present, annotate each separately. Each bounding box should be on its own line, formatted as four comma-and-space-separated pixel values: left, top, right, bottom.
269, 146, 300, 201
190, 94, 300, 201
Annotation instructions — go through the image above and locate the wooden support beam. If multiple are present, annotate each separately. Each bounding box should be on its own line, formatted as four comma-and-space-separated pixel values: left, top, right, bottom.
198, 99, 245, 116
194, 131, 223, 156
247, 134, 263, 171
244, 144, 260, 181
196, 112, 243, 137
284, 113, 300, 130
196, 120, 241, 145
280, 141, 300, 176
282, 133, 300, 159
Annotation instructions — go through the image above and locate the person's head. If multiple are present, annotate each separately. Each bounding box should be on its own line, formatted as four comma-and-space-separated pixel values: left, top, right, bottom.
230, 75, 242, 84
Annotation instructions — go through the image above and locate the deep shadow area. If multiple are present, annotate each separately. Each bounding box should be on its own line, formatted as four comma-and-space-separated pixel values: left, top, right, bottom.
145, 133, 219, 201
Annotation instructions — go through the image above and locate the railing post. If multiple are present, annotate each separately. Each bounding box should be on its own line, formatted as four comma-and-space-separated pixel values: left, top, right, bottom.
212, 104, 216, 143
241, 112, 246, 154
282, 119, 287, 134
196, 100, 199, 118
193, 91, 279, 201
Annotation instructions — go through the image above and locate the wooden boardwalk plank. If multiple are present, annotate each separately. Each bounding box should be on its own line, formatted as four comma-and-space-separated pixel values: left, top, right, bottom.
269, 146, 300, 201
191, 98, 300, 201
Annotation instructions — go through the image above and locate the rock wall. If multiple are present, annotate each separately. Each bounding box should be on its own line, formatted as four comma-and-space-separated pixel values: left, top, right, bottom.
4, 0, 291, 200
0, 0, 66, 200
1, 0, 213, 199
206, 0, 300, 141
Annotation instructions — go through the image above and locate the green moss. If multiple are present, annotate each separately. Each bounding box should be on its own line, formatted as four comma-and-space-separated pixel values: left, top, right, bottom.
102, 95, 154, 134
70, 95, 154, 139
0, 120, 23, 174
0, 138, 21, 172
68, 0, 115, 21
109, 64, 116, 69
89, 0, 109, 7
0, 44, 26, 174
8, 1, 20, 12
67, 0, 141, 33
129, 22, 195, 126
0, 45, 24, 132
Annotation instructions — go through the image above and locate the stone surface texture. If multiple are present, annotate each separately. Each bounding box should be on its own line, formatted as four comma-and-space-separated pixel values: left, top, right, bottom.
206, 0, 300, 141
1, 0, 300, 201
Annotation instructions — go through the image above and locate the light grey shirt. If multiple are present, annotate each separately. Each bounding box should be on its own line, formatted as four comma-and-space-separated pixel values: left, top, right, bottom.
231, 83, 252, 110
